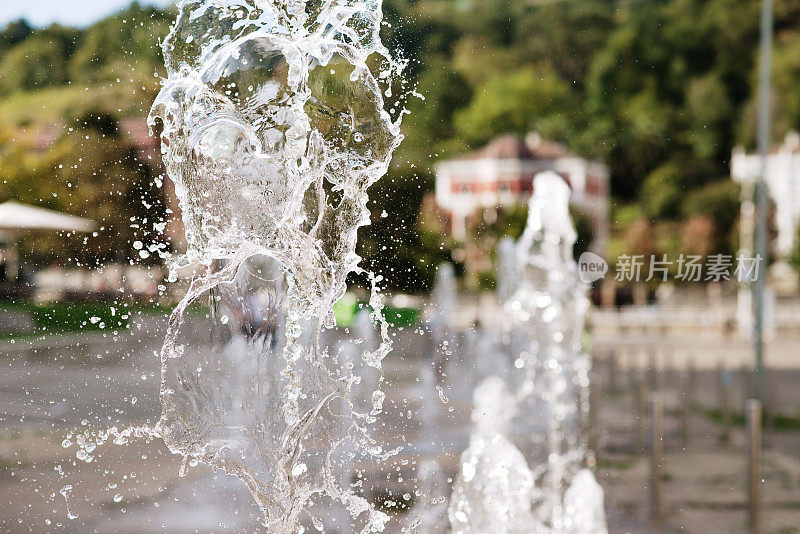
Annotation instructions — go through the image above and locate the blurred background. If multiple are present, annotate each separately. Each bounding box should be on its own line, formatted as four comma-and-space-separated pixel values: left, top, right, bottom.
1, 1, 800, 532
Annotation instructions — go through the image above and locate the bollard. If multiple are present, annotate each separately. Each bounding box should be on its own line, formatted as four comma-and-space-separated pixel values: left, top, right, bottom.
716, 361, 725, 412
635, 377, 648, 453
746, 399, 762, 534
762, 368, 771, 423
680, 369, 692, 450
721, 374, 733, 444
648, 392, 664, 521
607, 350, 617, 395
647, 349, 658, 392
663, 347, 674, 391
589, 379, 600, 456
740, 363, 751, 406
628, 351, 637, 392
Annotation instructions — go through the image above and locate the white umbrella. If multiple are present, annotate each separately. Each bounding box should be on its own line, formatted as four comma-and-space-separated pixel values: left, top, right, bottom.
0, 201, 95, 233
0, 201, 95, 281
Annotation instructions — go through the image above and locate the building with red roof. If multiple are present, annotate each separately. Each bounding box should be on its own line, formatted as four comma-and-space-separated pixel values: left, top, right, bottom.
435, 132, 609, 251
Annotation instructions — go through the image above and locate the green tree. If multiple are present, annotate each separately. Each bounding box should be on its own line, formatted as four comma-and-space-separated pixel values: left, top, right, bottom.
453, 66, 577, 147
685, 72, 734, 161
399, 59, 472, 163
682, 180, 741, 255
640, 161, 685, 220
0, 27, 78, 94
0, 19, 33, 54
67, 4, 173, 84
0, 109, 167, 267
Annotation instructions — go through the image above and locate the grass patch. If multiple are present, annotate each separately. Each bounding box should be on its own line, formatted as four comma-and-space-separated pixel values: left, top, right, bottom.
704, 409, 746, 427
0, 297, 411, 341
334, 300, 420, 328
771, 414, 800, 431
0, 78, 156, 130
0, 301, 180, 340
382, 307, 420, 327
704, 409, 800, 431
596, 457, 635, 471
30, 302, 130, 333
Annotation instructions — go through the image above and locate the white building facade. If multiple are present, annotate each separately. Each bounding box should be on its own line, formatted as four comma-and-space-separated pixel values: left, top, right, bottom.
435, 133, 610, 252
731, 132, 800, 258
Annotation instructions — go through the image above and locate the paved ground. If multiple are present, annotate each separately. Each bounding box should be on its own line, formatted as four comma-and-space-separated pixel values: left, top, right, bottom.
593, 347, 800, 534
1, 315, 799, 533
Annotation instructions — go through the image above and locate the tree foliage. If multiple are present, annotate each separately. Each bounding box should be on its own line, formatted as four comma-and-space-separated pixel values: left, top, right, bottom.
3, 0, 800, 287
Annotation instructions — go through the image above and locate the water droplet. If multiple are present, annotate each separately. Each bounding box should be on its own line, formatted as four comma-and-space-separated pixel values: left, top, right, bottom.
291, 463, 307, 477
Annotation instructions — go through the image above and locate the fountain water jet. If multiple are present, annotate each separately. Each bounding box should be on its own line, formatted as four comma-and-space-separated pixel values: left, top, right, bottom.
404, 363, 451, 533
451, 171, 606, 533
448, 377, 539, 534
142, 1, 404, 530
428, 262, 457, 390
507, 171, 606, 532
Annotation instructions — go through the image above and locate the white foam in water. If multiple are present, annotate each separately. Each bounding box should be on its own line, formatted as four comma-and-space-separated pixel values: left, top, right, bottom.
449, 377, 540, 534
67, 1, 404, 532
563, 469, 607, 533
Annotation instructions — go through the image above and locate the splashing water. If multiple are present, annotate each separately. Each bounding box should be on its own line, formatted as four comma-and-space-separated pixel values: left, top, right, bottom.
429, 262, 456, 386
504, 171, 606, 532
85, 1, 407, 531
60, 485, 79, 520
449, 377, 539, 534
403, 363, 450, 533
496, 236, 518, 305
449, 172, 606, 533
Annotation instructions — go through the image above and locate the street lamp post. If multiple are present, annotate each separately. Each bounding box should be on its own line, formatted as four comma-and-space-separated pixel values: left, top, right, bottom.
754, 0, 773, 407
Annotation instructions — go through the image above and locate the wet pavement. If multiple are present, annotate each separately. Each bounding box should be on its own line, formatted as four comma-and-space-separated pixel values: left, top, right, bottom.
2, 315, 799, 532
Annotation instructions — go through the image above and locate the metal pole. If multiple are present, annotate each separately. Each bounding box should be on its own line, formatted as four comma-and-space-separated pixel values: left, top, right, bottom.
763, 368, 770, 421
746, 399, 763, 534
754, 0, 773, 406
741, 363, 751, 405
681, 367, 692, 450
649, 393, 664, 521
607, 350, 617, 395
628, 351, 637, 391
648, 349, 658, 392
589, 379, 600, 456
722, 377, 733, 445
635, 377, 647, 453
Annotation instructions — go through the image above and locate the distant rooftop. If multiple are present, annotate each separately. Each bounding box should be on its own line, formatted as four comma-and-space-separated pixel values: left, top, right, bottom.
454, 132, 574, 161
